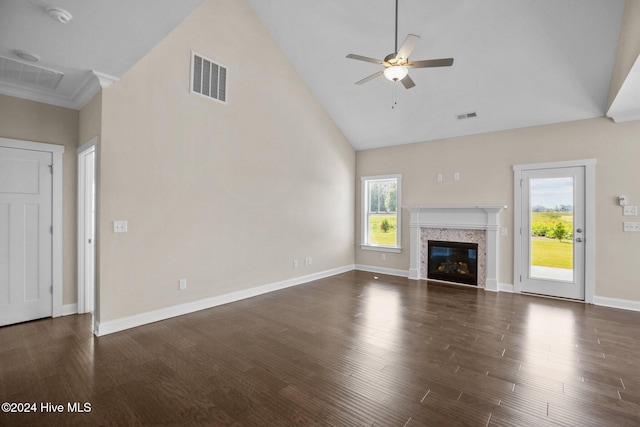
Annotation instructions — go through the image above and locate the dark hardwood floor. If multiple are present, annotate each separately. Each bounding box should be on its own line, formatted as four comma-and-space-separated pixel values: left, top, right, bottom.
1, 270, 639, 426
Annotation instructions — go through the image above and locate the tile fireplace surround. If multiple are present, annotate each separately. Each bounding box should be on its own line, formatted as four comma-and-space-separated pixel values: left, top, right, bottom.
404, 206, 506, 291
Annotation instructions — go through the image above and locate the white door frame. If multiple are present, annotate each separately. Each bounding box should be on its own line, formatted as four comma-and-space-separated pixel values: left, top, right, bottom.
513, 159, 596, 303
77, 137, 97, 316
0, 137, 64, 317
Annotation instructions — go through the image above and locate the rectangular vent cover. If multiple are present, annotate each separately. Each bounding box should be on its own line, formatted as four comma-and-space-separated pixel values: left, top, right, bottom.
0, 56, 64, 90
456, 111, 478, 121
191, 52, 226, 103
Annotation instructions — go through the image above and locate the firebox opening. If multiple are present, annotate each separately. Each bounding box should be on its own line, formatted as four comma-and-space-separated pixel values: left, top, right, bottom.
427, 240, 478, 286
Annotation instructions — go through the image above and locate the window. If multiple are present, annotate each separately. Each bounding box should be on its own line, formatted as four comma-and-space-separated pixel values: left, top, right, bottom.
361, 174, 402, 252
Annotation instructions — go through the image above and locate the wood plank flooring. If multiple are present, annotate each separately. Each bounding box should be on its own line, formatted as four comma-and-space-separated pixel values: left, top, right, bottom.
1, 270, 639, 426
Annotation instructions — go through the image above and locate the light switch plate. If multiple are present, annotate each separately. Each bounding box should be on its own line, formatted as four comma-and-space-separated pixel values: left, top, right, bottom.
623, 206, 638, 216
113, 220, 128, 233
623, 222, 640, 232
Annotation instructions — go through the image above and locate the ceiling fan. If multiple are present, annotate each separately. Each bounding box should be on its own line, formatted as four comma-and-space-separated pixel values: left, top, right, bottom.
346, 0, 453, 89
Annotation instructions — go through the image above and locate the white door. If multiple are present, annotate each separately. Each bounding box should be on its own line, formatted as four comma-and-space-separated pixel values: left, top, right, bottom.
0, 147, 53, 326
520, 166, 585, 300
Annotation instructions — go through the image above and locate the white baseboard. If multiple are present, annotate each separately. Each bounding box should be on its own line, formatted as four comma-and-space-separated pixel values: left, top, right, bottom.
62, 303, 78, 316
498, 282, 514, 293
95, 264, 355, 336
355, 264, 409, 278
593, 295, 640, 312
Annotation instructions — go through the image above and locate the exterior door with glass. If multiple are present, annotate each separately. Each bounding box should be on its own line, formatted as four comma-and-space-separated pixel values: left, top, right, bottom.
520, 166, 585, 300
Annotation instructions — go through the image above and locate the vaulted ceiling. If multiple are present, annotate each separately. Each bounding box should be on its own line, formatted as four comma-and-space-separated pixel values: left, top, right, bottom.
1, 0, 637, 151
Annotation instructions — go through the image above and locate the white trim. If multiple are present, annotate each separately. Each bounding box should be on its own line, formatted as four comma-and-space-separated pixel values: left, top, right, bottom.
498, 282, 514, 293
77, 137, 98, 154
0, 137, 64, 318
63, 303, 78, 316
513, 159, 596, 302
95, 265, 354, 336
355, 264, 409, 277
0, 70, 117, 110
77, 138, 97, 315
593, 296, 640, 312
359, 245, 402, 253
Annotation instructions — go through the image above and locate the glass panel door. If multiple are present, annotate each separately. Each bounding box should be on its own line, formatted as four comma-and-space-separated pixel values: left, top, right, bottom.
521, 167, 585, 300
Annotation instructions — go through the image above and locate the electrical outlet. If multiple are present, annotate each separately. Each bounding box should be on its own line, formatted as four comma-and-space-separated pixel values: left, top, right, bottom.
381, 254, 386, 261
293, 259, 298, 269
501, 227, 508, 236
113, 220, 127, 233
623, 206, 638, 216
453, 172, 460, 181
623, 222, 640, 232
179, 279, 187, 290
437, 174, 443, 182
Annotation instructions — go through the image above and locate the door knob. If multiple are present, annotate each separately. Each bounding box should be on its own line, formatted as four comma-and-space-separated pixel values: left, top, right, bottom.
576, 228, 583, 233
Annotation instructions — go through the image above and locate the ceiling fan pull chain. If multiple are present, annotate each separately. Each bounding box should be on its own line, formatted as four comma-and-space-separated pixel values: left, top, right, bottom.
391, 86, 398, 110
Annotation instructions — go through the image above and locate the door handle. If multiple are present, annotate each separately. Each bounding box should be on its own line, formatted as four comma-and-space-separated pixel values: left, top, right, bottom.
576, 228, 583, 233
575, 237, 583, 243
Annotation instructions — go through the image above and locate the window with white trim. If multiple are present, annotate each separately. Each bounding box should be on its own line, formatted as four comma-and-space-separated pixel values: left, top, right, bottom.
361, 174, 402, 252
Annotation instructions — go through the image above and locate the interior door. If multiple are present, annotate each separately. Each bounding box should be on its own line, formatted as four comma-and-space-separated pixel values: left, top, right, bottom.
521, 166, 585, 300
78, 144, 96, 315
0, 147, 53, 326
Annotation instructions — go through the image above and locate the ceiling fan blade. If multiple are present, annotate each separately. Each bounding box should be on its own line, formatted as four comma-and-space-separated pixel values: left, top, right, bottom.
400, 74, 415, 89
395, 34, 420, 63
346, 54, 385, 65
355, 70, 384, 85
407, 58, 454, 68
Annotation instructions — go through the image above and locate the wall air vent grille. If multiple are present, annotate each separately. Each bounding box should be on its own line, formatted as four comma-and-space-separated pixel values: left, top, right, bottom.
191, 52, 227, 103
0, 56, 64, 90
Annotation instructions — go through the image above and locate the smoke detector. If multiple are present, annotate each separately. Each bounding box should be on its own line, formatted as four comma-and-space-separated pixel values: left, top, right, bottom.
47, 7, 73, 24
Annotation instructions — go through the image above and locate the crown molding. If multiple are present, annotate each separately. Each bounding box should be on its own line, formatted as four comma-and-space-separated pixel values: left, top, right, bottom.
0, 70, 118, 110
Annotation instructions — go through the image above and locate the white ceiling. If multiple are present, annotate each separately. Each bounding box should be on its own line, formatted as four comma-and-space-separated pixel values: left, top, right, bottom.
0, 0, 205, 109
0, 0, 632, 151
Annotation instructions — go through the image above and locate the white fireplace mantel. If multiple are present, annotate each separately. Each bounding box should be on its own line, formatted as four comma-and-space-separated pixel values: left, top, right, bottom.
404, 205, 507, 291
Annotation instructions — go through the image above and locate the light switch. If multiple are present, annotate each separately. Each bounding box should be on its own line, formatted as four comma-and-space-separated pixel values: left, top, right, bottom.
623, 222, 640, 232
114, 220, 128, 233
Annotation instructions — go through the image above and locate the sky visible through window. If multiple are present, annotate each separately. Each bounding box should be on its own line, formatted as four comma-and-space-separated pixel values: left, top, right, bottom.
531, 177, 573, 210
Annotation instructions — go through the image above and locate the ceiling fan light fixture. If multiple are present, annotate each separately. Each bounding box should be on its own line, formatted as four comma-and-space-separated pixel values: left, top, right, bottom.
383, 65, 408, 82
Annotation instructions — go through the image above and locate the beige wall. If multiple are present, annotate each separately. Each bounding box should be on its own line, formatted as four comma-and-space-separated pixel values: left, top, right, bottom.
356, 117, 640, 302
97, 0, 355, 322
79, 91, 102, 146
0, 93, 79, 305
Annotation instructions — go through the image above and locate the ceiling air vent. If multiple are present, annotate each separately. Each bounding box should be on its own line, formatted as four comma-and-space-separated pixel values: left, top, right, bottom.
0, 56, 64, 90
456, 111, 478, 121
191, 52, 227, 103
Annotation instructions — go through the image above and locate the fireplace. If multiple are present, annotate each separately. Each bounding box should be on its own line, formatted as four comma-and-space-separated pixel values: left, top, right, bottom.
428, 240, 478, 286
405, 205, 506, 291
